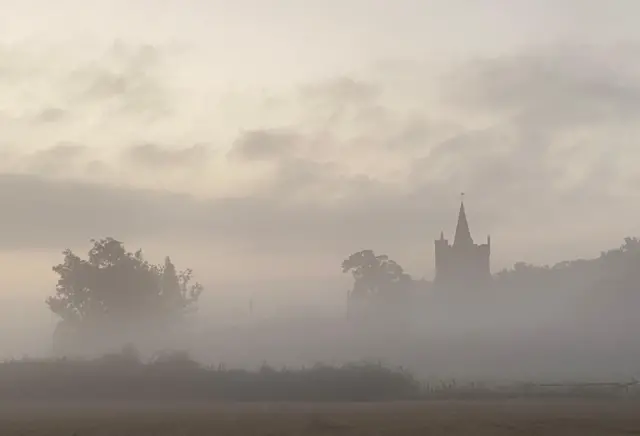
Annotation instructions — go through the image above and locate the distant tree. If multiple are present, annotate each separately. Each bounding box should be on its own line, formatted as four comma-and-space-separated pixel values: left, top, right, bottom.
621, 236, 640, 253
591, 236, 640, 298
47, 238, 203, 354
493, 236, 640, 298
494, 262, 549, 284
342, 250, 412, 302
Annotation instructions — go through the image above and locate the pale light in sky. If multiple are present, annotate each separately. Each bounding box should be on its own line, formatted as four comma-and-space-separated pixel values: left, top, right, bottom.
1, 0, 640, 315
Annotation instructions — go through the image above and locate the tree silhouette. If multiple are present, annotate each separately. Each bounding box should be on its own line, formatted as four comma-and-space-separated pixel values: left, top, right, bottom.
47, 238, 203, 352
493, 236, 640, 300
342, 250, 412, 302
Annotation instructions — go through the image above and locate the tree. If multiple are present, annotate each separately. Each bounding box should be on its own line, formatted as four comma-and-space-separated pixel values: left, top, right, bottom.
492, 236, 640, 298
591, 236, 640, 298
342, 250, 412, 302
47, 238, 203, 353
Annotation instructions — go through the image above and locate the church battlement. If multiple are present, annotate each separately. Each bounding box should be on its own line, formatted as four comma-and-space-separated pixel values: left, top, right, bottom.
434, 200, 491, 289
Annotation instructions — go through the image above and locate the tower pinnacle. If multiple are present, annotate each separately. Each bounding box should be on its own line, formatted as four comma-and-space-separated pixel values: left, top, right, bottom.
453, 195, 473, 246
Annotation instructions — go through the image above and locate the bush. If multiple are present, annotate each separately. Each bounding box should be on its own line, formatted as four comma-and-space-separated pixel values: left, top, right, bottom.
1, 352, 631, 402
0, 353, 421, 402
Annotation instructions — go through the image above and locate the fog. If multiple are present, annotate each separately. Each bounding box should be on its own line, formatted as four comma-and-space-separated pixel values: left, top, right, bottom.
1, 0, 640, 389
6, 258, 639, 386
178, 284, 640, 383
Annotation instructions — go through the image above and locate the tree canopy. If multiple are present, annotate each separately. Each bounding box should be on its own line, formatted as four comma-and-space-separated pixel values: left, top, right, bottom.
342, 250, 412, 302
46, 238, 203, 329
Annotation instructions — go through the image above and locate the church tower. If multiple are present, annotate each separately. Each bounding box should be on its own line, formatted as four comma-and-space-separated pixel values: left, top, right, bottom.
434, 199, 491, 290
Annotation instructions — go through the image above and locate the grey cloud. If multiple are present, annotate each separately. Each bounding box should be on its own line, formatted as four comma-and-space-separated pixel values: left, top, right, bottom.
229, 129, 301, 161
124, 143, 210, 168
33, 107, 68, 124
298, 77, 386, 129
0, 41, 172, 123
68, 51, 169, 119
383, 117, 436, 151
267, 157, 375, 202
300, 77, 379, 106
409, 124, 617, 232
1, 43, 638, 274
85, 160, 112, 177
26, 143, 88, 175
72, 43, 164, 103
422, 45, 640, 199
0, 172, 455, 267
0, 162, 623, 278
33, 143, 86, 159
0, 143, 117, 180
0, 173, 177, 250
445, 45, 640, 129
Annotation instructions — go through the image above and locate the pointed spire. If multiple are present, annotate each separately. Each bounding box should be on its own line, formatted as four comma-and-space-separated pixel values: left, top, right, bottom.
454, 194, 473, 246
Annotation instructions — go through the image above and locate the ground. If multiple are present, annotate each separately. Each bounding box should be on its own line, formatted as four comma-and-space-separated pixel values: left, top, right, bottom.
0, 400, 639, 435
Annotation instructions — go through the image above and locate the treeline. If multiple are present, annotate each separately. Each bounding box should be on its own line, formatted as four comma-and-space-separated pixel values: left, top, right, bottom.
344, 237, 640, 300
493, 236, 640, 296
0, 350, 421, 402
1, 349, 637, 402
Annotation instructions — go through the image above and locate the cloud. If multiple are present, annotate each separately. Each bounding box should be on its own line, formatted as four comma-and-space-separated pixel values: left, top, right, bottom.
124, 143, 210, 168
24, 143, 90, 175
0, 40, 180, 155
1, 43, 640, 277
439, 46, 640, 174
0, 173, 181, 250
32, 107, 68, 124
0, 171, 451, 266
297, 77, 390, 132
228, 129, 301, 162
299, 77, 379, 107
63, 43, 170, 120
444, 45, 640, 130
0, 160, 629, 282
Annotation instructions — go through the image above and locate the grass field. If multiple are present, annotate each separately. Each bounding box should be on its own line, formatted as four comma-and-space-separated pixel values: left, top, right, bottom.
0, 400, 639, 435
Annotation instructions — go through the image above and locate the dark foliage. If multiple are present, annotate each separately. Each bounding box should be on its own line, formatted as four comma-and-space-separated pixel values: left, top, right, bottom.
0, 351, 422, 402
0, 353, 634, 403
47, 237, 202, 324
47, 238, 203, 355
342, 250, 413, 303
494, 236, 640, 296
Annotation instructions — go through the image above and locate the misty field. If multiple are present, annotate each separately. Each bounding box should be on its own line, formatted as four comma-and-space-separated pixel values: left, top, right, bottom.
1, 400, 639, 435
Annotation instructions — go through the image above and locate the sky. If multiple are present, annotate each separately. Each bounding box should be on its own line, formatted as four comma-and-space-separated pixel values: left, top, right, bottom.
1, 0, 640, 317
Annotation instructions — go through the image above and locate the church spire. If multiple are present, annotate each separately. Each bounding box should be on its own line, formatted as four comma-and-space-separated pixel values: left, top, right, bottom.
453, 194, 473, 246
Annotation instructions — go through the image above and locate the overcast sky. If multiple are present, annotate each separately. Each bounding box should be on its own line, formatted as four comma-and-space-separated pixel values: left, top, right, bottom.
1, 0, 640, 308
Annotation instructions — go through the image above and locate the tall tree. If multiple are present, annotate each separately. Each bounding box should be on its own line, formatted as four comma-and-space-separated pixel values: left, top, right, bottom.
47, 238, 203, 353
342, 250, 412, 302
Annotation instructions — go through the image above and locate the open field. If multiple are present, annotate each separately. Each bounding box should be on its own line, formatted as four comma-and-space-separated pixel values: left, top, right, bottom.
1, 400, 639, 435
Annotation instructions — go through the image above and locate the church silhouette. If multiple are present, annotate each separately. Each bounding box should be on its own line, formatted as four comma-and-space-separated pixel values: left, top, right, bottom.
434, 200, 491, 290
